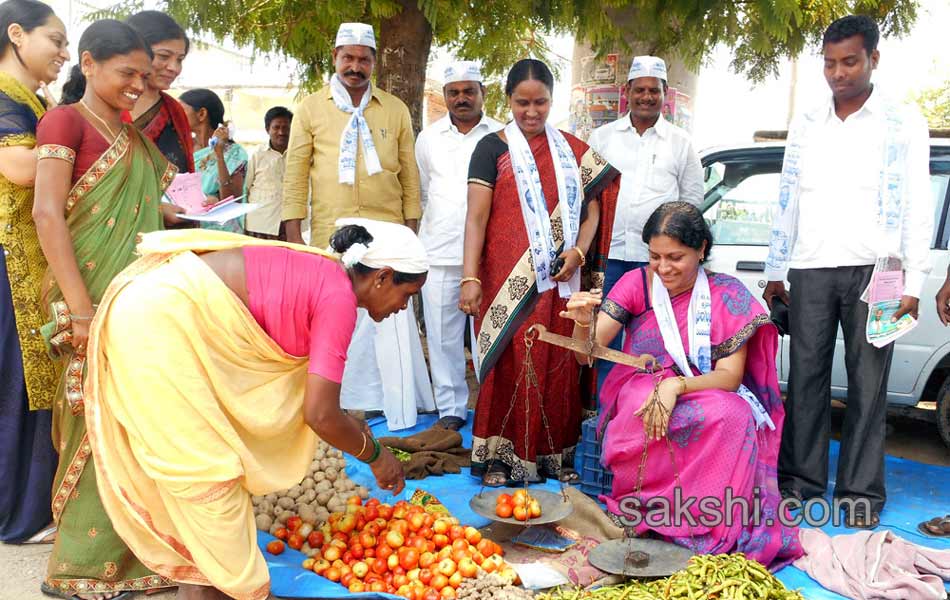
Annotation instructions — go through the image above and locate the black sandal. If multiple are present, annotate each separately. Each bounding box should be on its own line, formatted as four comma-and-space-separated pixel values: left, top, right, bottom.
559, 468, 581, 484
843, 511, 880, 530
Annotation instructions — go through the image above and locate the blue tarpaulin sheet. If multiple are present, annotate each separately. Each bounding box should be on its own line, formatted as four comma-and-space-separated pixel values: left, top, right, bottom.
259, 412, 949, 599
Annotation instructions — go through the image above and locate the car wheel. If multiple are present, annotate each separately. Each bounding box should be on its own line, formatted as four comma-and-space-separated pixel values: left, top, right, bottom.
937, 377, 950, 449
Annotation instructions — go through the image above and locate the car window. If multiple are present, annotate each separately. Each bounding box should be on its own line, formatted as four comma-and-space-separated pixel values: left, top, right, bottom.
702, 153, 950, 249
703, 165, 779, 246
933, 172, 950, 249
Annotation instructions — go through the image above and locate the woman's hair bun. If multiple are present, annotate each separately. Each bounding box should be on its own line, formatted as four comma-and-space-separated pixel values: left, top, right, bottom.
329, 224, 374, 254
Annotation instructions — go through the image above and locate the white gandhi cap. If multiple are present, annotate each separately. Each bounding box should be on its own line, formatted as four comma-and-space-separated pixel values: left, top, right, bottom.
444, 61, 483, 85
335, 23, 376, 50
627, 55, 667, 83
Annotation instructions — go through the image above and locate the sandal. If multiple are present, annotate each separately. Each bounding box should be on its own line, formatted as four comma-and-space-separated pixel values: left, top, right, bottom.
22, 524, 57, 544
481, 465, 510, 488
41, 581, 135, 600
559, 468, 581, 484
917, 515, 950, 538
843, 510, 880, 530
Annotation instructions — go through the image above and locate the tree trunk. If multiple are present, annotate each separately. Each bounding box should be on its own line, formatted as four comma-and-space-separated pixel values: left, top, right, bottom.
376, 0, 433, 134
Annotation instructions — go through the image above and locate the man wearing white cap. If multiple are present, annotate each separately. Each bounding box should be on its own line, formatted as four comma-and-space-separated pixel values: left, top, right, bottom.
415, 61, 503, 430
282, 23, 433, 430
587, 55, 703, 388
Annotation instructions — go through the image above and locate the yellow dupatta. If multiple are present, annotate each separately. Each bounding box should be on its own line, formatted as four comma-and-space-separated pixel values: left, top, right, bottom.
85, 231, 337, 599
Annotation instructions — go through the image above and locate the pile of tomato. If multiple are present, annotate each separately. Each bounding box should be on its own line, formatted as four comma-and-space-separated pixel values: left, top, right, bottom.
494, 489, 542, 521
265, 496, 517, 599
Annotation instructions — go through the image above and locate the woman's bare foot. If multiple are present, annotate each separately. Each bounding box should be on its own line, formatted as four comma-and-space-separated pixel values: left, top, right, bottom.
75, 593, 123, 600
176, 583, 231, 600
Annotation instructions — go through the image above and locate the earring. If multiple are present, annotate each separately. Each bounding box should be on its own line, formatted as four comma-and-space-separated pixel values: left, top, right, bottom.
376, 283, 382, 289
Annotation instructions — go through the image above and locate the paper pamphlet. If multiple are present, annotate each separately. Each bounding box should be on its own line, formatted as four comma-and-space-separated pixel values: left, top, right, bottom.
865, 257, 916, 348
178, 201, 258, 223
162, 172, 206, 214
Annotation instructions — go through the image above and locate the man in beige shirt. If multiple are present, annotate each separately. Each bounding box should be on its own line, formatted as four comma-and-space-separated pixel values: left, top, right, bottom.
245, 106, 292, 239
281, 23, 421, 248
283, 23, 433, 431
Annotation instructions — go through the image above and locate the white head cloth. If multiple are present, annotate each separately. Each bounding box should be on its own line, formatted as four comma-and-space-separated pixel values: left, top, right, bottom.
444, 61, 483, 85
627, 55, 667, 83
335, 22, 376, 50
332, 218, 429, 274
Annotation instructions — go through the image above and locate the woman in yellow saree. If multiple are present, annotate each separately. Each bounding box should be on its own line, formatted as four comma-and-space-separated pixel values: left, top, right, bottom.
0, 0, 68, 545
33, 20, 180, 600
85, 222, 423, 600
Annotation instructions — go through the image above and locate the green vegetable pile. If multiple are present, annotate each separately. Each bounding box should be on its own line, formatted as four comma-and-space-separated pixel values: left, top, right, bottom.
535, 554, 804, 600
387, 446, 412, 463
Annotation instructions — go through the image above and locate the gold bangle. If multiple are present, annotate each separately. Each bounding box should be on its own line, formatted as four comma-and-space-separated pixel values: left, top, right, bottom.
571, 247, 586, 266
574, 319, 591, 328
677, 375, 687, 395
460, 277, 481, 287
356, 433, 369, 459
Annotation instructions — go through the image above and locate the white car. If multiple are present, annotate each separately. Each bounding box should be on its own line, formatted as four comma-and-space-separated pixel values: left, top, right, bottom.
699, 139, 950, 448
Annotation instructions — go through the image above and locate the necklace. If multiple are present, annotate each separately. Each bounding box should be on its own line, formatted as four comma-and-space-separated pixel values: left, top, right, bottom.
79, 99, 118, 139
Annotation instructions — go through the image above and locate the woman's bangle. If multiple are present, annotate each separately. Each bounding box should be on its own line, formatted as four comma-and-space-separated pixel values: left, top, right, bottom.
571, 247, 586, 267
574, 319, 591, 328
363, 438, 382, 464
69, 313, 94, 322
460, 277, 481, 287
356, 433, 369, 460
677, 375, 687, 395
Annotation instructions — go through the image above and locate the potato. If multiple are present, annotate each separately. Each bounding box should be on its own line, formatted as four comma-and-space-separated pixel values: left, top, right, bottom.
265, 493, 278, 504
258, 500, 274, 516
315, 491, 332, 506
255, 513, 273, 531
277, 497, 295, 510
313, 472, 327, 483
325, 468, 338, 482
277, 510, 294, 524
315, 507, 330, 523
345, 480, 356, 491
251, 495, 263, 507
269, 523, 280, 536
287, 485, 303, 500
298, 507, 318, 525
315, 480, 332, 493
357, 486, 369, 499
301, 478, 316, 491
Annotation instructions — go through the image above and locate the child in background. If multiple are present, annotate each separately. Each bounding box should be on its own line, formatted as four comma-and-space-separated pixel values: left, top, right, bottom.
245, 106, 292, 239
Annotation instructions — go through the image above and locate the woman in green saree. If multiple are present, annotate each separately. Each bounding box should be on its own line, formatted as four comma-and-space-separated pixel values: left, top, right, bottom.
33, 19, 180, 600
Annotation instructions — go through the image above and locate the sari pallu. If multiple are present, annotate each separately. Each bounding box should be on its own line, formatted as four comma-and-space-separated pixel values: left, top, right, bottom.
41, 124, 177, 596
133, 91, 196, 173
598, 269, 803, 569
86, 230, 329, 600
470, 131, 618, 481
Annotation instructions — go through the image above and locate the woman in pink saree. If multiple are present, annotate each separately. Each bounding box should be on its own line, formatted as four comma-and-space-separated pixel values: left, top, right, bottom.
561, 201, 802, 569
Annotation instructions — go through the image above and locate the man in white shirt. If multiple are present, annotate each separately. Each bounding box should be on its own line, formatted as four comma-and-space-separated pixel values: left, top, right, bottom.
415, 61, 503, 430
587, 55, 703, 386
245, 106, 292, 239
764, 15, 933, 528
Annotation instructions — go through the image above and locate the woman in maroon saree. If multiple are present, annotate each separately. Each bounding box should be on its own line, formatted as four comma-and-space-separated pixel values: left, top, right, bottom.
461, 59, 619, 486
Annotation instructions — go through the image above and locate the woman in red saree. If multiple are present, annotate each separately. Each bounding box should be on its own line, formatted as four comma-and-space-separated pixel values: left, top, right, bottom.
125, 11, 193, 174
461, 59, 619, 486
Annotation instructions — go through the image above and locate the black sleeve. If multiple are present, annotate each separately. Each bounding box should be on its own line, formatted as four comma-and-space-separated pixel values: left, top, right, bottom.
467, 133, 506, 188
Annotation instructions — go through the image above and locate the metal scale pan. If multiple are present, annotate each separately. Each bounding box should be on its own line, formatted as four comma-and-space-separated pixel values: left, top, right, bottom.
469, 488, 573, 526
588, 537, 694, 578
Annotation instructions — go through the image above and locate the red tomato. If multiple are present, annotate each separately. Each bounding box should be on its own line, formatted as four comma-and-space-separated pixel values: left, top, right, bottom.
324, 567, 341, 582
365, 548, 376, 558
372, 558, 388, 576
323, 546, 341, 562
495, 503, 514, 519
348, 495, 363, 506
463, 527, 481, 545
496, 493, 513, 505
363, 506, 379, 521
418, 568, 434, 585
423, 588, 441, 600
378, 505, 394, 520
286, 516, 302, 533
441, 586, 457, 599
274, 527, 289, 541
307, 531, 324, 548
377, 544, 394, 560
430, 574, 448, 591
451, 539, 468, 553
457, 558, 477, 578
266, 540, 285, 555
287, 534, 304, 551
349, 581, 366, 593
341, 573, 355, 588
432, 534, 450, 549
386, 530, 405, 549
399, 547, 420, 571
418, 526, 433, 540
